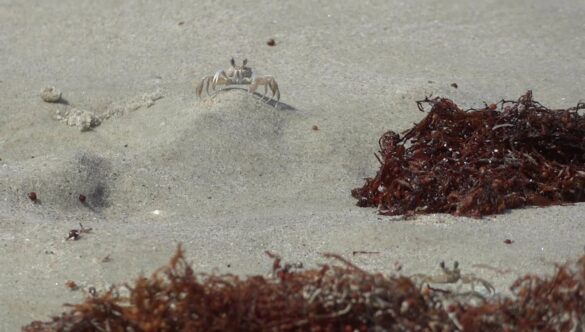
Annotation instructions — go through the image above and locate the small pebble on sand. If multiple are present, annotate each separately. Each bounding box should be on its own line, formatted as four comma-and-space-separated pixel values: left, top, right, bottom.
40, 86, 62, 103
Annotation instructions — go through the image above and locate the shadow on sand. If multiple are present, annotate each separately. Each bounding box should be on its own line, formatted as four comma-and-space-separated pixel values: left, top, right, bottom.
203, 87, 297, 112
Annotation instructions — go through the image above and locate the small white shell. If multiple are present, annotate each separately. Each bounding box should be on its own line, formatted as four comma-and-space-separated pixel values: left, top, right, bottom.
40, 86, 62, 103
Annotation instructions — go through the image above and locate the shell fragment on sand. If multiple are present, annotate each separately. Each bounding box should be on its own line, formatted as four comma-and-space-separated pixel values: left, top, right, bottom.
54, 108, 101, 131
40, 86, 62, 103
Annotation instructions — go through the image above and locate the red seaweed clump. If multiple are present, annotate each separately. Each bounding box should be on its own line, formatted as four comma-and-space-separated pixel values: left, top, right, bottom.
352, 91, 585, 217
23, 247, 453, 331
23, 245, 585, 331
452, 256, 585, 331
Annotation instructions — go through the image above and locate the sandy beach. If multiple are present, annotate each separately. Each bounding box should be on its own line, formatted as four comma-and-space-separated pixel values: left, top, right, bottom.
1, 0, 585, 329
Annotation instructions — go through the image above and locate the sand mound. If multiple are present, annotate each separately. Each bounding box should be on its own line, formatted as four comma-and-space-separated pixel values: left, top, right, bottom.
2, 91, 298, 218
126, 91, 299, 215
176, 92, 292, 178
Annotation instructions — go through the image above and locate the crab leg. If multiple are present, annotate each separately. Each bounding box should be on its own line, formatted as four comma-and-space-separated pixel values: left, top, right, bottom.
269, 77, 280, 101
195, 75, 213, 98
249, 75, 280, 102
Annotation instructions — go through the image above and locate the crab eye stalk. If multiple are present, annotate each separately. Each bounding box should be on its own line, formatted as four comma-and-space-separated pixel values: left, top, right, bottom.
230, 58, 236, 67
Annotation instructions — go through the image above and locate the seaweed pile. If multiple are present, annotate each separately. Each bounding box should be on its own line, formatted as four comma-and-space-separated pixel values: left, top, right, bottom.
352, 91, 585, 217
23, 248, 452, 331
24, 246, 585, 331
452, 256, 585, 331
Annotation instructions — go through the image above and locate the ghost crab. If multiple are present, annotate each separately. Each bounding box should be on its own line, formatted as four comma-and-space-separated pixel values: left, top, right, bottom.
411, 261, 495, 297
195, 58, 280, 104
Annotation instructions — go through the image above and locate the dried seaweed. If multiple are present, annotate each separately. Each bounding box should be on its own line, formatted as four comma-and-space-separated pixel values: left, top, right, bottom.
24, 245, 585, 331
24, 246, 453, 331
453, 256, 585, 331
352, 91, 585, 217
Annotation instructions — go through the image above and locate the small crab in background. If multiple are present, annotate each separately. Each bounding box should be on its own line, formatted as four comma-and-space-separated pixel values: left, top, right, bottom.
411, 261, 495, 297
195, 58, 280, 104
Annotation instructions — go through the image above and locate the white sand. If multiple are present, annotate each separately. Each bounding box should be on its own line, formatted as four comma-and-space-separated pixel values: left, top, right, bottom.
1, 0, 585, 329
